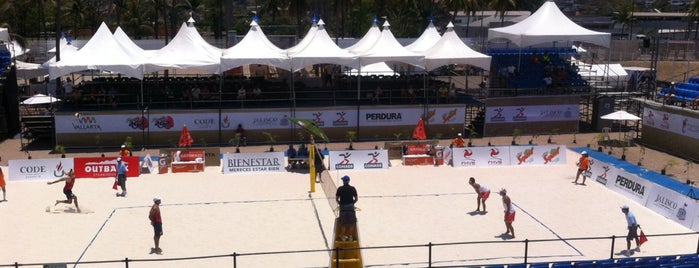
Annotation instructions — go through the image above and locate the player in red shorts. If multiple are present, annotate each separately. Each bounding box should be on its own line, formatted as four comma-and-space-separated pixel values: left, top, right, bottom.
468, 177, 490, 212
500, 188, 515, 238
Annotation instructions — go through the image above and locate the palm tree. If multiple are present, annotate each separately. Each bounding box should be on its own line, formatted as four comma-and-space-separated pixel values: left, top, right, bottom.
489, 0, 516, 26
611, 0, 635, 39
443, 0, 481, 36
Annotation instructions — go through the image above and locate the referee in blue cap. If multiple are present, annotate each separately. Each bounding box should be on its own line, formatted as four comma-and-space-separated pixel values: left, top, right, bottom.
335, 175, 358, 241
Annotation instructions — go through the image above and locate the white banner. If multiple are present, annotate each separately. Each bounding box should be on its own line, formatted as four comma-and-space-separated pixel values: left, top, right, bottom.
485, 105, 580, 123
452, 146, 511, 167
643, 107, 699, 139
8, 158, 75, 181
221, 152, 285, 174
328, 149, 390, 170
606, 169, 653, 205
359, 107, 465, 126
586, 157, 620, 186
294, 109, 358, 128
143, 154, 156, 174
508, 145, 568, 166
644, 184, 699, 230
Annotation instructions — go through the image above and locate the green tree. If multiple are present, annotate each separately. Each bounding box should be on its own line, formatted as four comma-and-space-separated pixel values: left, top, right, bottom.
489, 0, 516, 26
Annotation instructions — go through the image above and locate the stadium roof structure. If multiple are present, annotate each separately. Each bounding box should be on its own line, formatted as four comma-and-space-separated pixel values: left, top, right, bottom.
423, 22, 491, 71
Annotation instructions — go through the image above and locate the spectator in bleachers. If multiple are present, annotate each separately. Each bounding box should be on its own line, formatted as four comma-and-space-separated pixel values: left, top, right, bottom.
191, 86, 201, 102
507, 64, 516, 76
543, 75, 553, 88
63, 78, 73, 99
531, 53, 540, 64
237, 87, 247, 100
252, 87, 262, 99
448, 83, 457, 103
407, 87, 416, 104
438, 85, 448, 103
372, 86, 383, 104
665, 82, 676, 105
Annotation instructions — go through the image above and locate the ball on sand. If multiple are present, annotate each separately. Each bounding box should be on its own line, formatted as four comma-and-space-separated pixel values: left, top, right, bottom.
74, 113, 81, 119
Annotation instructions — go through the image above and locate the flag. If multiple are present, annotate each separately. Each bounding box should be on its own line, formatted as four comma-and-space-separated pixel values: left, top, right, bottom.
112, 180, 118, 190
412, 118, 426, 140
639, 230, 648, 245
178, 124, 193, 147
290, 118, 329, 143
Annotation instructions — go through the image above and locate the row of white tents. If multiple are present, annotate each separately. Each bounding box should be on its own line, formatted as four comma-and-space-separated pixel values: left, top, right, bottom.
14, 1, 610, 81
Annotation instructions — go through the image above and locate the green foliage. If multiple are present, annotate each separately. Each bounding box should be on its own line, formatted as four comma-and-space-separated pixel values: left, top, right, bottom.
123, 136, 133, 150
262, 132, 277, 144
54, 145, 66, 154
346, 131, 357, 143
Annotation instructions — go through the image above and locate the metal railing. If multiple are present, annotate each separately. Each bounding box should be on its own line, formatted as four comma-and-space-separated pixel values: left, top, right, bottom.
4, 231, 697, 267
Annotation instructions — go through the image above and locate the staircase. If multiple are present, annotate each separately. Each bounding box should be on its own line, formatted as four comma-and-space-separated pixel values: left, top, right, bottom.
330, 218, 363, 268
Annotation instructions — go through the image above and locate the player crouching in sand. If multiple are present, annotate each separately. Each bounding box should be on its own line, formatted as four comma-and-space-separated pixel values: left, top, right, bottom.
47, 169, 81, 213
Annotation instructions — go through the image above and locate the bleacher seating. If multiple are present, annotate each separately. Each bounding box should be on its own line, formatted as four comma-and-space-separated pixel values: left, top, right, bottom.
490, 254, 699, 268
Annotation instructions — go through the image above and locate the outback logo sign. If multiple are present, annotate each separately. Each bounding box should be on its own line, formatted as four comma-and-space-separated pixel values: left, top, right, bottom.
364, 151, 383, 169
615, 175, 645, 197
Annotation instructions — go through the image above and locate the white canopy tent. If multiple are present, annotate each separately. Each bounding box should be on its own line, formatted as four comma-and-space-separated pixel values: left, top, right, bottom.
221, 20, 290, 71
43, 43, 79, 68
345, 62, 398, 76
145, 22, 223, 73
488, 1, 611, 48
285, 21, 318, 55
48, 22, 144, 79
358, 21, 424, 67
1, 28, 28, 58
405, 21, 441, 53
113, 27, 156, 60
423, 22, 491, 71
344, 19, 381, 54
16, 60, 48, 79
20, 94, 61, 105
287, 20, 358, 72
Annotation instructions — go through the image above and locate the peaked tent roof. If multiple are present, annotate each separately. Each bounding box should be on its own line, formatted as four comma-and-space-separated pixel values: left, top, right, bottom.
288, 20, 358, 72
358, 21, 424, 67
145, 22, 223, 73
405, 21, 441, 53
487, 1, 610, 48
221, 21, 290, 71
16, 60, 48, 79
344, 20, 381, 54
424, 22, 491, 71
346, 62, 398, 76
43, 43, 79, 68
114, 27, 156, 59
286, 21, 318, 55
49, 22, 144, 79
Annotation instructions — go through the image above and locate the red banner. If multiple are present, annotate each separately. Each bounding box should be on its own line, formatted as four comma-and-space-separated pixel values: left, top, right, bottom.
73, 157, 140, 178
175, 150, 205, 162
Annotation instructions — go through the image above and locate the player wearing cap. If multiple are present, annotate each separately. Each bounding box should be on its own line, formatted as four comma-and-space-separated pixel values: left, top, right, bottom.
468, 177, 490, 212
621, 205, 641, 255
118, 144, 131, 157
574, 151, 590, 185
149, 197, 163, 254
335, 175, 358, 241
500, 188, 515, 238
453, 133, 465, 148
116, 157, 129, 197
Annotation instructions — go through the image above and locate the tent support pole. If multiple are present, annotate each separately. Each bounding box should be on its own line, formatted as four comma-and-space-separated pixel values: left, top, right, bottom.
356, 62, 361, 137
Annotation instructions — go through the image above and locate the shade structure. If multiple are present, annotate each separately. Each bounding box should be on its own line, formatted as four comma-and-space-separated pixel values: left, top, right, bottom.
290, 118, 329, 143
178, 125, 193, 147
21, 94, 61, 105
600, 111, 641, 121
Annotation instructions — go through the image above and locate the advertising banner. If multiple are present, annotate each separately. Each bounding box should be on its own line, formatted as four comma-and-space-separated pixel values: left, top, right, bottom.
222, 152, 285, 174
328, 149, 390, 170
358, 107, 465, 127
508, 145, 567, 166
159, 148, 220, 166
8, 158, 75, 181
220, 111, 293, 131
485, 105, 580, 124
644, 184, 699, 230
143, 154, 156, 174
606, 168, 653, 205
73, 157, 140, 178
294, 109, 358, 128
586, 157, 619, 186
452, 146, 511, 167
643, 107, 699, 139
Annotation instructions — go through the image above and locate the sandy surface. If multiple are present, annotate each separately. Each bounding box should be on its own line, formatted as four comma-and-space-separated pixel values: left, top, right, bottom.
0, 134, 698, 267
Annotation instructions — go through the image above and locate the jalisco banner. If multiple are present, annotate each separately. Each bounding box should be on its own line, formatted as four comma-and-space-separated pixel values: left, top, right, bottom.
643, 107, 699, 139
328, 149, 390, 170
451, 145, 566, 167
485, 105, 580, 124
8, 158, 75, 181
222, 152, 285, 174
586, 153, 698, 231
644, 184, 699, 230
56, 107, 465, 135
73, 157, 140, 178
